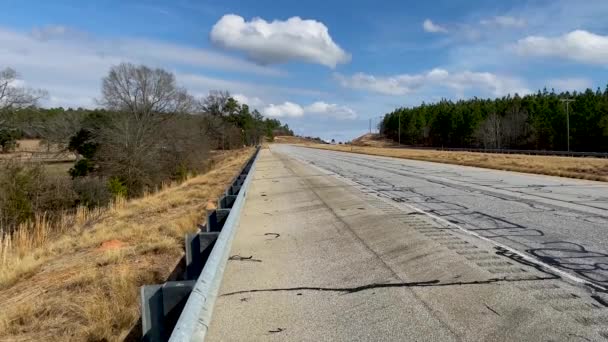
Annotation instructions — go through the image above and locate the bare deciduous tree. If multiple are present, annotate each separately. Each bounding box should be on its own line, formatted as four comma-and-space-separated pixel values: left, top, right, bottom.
158, 114, 210, 177
197, 90, 231, 117
0, 67, 47, 152
36, 111, 87, 148
0, 68, 46, 115
96, 63, 199, 194
196, 90, 237, 150
476, 113, 503, 149
502, 104, 531, 148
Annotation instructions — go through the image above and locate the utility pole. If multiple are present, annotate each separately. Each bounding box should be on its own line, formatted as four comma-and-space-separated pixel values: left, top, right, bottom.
561, 99, 574, 152
369, 118, 371, 134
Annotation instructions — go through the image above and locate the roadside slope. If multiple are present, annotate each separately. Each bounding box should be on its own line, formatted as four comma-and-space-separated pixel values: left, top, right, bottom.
0, 148, 253, 341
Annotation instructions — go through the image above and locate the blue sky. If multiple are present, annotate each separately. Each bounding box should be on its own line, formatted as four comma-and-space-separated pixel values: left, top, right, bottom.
1, 0, 608, 141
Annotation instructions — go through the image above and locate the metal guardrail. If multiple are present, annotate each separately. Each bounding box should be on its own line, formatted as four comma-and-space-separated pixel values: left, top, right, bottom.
392, 146, 608, 158
140, 147, 260, 341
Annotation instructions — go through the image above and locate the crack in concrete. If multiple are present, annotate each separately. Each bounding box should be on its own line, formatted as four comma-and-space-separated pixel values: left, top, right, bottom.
221, 276, 558, 297
228, 255, 262, 262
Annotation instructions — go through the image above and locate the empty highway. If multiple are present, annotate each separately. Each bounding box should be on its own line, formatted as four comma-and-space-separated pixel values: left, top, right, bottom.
277, 144, 608, 290
207, 146, 608, 341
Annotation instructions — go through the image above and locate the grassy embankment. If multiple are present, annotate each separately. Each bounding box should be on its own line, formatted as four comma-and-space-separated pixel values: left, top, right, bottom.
0, 147, 254, 341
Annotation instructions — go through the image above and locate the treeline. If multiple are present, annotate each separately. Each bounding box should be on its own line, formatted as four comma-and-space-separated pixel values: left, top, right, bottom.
0, 63, 292, 232
4, 98, 293, 153
380, 87, 608, 151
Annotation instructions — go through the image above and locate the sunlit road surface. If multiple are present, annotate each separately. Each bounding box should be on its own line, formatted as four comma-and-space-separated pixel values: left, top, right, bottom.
207, 146, 608, 341
277, 144, 608, 290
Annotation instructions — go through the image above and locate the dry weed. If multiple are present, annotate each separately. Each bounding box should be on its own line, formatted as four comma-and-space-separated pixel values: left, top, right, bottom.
0, 148, 253, 341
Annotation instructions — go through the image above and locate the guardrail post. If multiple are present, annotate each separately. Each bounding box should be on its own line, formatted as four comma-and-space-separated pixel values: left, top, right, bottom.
228, 184, 241, 196
218, 195, 237, 209
141, 281, 196, 341
141, 285, 163, 342
185, 232, 220, 281
206, 209, 231, 232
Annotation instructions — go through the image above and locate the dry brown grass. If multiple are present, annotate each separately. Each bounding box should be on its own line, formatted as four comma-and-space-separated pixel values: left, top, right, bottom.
13, 140, 47, 152
0, 148, 253, 341
273, 135, 319, 144
351, 133, 397, 148
298, 143, 608, 182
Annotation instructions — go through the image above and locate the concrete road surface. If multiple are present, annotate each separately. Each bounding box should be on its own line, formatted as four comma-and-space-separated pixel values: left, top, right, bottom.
207, 146, 608, 341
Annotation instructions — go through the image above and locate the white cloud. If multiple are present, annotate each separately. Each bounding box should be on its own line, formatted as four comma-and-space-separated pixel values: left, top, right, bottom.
336, 68, 530, 97
29, 25, 92, 42
31, 25, 69, 41
262, 100, 357, 119
305, 101, 357, 120
0, 26, 291, 108
263, 102, 304, 118
335, 72, 409, 96
113, 39, 284, 77
546, 78, 593, 92
514, 30, 608, 66
423, 19, 448, 33
210, 14, 351, 68
480, 16, 526, 28
232, 94, 264, 108
178, 73, 322, 101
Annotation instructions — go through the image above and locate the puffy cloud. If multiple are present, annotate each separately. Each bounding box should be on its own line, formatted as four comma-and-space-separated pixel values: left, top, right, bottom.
210, 14, 350, 68
336, 68, 530, 97
514, 30, 608, 66
262, 100, 357, 119
263, 102, 304, 118
423, 19, 448, 33
480, 16, 526, 28
305, 101, 357, 120
232, 93, 264, 107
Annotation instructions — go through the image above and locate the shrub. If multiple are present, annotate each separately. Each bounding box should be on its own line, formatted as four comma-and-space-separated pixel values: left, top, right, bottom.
107, 177, 128, 198
69, 159, 95, 178
73, 177, 112, 208
0, 128, 18, 153
68, 129, 98, 159
174, 164, 190, 182
35, 175, 78, 213
0, 162, 44, 230
0, 162, 81, 232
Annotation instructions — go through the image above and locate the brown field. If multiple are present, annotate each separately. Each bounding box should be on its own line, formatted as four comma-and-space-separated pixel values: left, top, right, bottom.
42, 162, 73, 177
0, 139, 75, 163
0, 147, 254, 341
273, 135, 320, 144
295, 143, 608, 182
13, 139, 49, 152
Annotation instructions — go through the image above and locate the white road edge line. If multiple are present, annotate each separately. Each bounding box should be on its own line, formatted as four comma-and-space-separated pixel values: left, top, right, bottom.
281, 146, 608, 294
